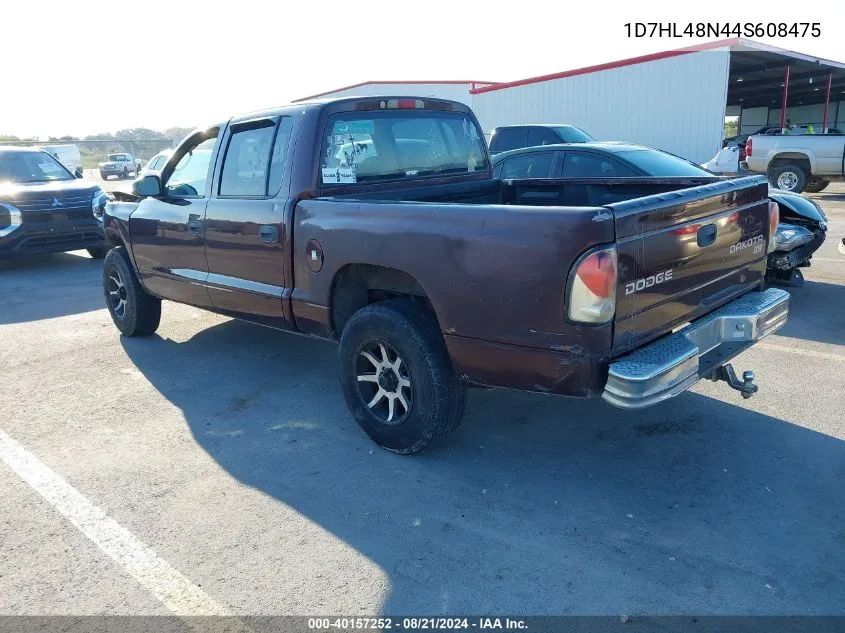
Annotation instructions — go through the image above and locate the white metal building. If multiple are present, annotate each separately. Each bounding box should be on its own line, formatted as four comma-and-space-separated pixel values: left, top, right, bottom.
295, 39, 845, 164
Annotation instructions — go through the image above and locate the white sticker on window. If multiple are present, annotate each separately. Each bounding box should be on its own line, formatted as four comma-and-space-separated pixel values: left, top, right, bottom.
322, 167, 357, 184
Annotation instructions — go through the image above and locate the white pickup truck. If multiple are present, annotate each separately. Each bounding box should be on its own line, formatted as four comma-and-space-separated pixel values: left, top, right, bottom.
98, 152, 143, 180
744, 133, 845, 193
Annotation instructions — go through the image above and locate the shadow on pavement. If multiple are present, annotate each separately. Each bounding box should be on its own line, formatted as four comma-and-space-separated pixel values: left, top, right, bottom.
0, 252, 105, 325
121, 319, 845, 615
776, 280, 845, 346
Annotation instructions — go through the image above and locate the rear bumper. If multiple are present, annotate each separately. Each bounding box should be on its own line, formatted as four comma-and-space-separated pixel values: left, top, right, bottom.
602, 288, 790, 409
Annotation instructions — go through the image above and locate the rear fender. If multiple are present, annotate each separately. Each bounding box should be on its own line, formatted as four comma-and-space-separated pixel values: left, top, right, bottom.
768, 150, 815, 173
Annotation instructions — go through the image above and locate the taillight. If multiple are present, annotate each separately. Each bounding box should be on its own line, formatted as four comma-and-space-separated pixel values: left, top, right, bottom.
768, 201, 779, 253
567, 245, 617, 324
746, 138, 752, 157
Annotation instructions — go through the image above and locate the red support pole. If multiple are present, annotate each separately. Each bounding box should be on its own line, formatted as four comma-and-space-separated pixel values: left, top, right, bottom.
822, 73, 832, 133
781, 65, 790, 132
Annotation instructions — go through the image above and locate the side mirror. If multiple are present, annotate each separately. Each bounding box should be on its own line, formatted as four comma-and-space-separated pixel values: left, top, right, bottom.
133, 174, 163, 197
74, 168, 84, 178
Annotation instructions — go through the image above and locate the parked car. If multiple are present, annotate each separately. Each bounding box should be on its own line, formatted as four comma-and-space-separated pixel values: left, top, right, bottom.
101, 97, 788, 454
488, 124, 593, 155
38, 144, 83, 173
138, 149, 174, 178
492, 143, 826, 285
0, 146, 110, 258
99, 153, 142, 180
743, 132, 845, 193
840, 236, 845, 256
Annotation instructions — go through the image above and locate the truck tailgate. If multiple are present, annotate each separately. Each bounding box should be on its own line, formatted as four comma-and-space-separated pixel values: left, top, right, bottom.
608, 176, 772, 355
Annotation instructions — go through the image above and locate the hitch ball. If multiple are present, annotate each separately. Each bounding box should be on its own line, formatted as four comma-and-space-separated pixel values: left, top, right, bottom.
712, 364, 759, 399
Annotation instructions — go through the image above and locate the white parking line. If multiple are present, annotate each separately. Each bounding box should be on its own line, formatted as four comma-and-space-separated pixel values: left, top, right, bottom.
0, 429, 250, 629
812, 257, 845, 264
759, 342, 845, 362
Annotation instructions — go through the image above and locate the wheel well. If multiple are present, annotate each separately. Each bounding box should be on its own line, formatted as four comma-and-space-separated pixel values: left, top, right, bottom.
768, 154, 811, 175
330, 264, 435, 336
104, 226, 125, 249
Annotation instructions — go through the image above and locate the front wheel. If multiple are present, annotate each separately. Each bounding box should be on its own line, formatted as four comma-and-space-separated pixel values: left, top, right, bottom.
102, 247, 161, 336
122, 167, 129, 179
86, 246, 108, 259
768, 164, 807, 193
338, 299, 466, 454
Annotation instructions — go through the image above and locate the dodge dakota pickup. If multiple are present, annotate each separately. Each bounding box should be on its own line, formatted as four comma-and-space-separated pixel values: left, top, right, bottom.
101, 97, 789, 454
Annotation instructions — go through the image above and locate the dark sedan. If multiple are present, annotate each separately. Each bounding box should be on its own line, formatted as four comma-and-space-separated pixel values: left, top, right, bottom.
0, 147, 110, 258
492, 142, 827, 285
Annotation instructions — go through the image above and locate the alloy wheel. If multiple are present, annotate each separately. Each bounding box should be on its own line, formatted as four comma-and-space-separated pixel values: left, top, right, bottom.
355, 340, 412, 425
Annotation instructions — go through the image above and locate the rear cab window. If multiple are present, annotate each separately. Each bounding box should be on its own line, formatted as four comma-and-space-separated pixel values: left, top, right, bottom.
320, 109, 488, 187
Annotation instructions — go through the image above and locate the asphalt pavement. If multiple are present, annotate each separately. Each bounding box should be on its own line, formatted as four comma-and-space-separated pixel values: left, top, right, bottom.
1, 185, 843, 619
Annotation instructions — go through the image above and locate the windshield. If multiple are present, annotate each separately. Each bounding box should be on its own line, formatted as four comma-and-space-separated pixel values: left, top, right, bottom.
107, 154, 124, 161
320, 111, 488, 185
0, 151, 74, 183
554, 126, 594, 143
615, 149, 712, 177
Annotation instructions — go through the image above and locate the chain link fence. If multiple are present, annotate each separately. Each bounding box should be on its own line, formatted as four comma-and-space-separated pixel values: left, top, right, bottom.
2, 139, 175, 170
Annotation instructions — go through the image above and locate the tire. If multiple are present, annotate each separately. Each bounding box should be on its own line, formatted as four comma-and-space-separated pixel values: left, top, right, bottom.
122, 167, 129, 179
804, 179, 830, 193
100, 172, 108, 180
768, 164, 807, 193
102, 247, 161, 337
86, 246, 108, 259
338, 299, 466, 454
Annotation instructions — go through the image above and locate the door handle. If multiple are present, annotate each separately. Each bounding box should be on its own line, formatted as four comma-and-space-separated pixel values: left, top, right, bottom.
259, 225, 279, 243
187, 220, 203, 235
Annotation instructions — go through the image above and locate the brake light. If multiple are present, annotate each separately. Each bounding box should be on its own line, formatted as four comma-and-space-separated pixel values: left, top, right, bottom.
745, 138, 752, 157
382, 99, 425, 109
567, 245, 617, 324
768, 201, 779, 253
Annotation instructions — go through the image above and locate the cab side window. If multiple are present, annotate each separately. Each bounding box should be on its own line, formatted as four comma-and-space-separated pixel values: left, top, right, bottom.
499, 152, 555, 179
562, 152, 636, 177
219, 117, 292, 197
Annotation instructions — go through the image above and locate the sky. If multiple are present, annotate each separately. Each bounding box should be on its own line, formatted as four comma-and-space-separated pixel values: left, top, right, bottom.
3, 0, 842, 138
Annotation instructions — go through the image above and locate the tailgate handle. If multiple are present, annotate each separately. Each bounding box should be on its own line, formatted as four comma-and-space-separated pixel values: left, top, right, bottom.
697, 224, 717, 247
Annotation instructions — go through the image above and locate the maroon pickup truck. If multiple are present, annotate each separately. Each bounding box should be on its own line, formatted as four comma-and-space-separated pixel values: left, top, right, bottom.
102, 97, 789, 454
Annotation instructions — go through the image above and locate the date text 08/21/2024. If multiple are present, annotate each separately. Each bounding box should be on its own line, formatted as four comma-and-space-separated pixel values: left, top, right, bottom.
307, 617, 528, 630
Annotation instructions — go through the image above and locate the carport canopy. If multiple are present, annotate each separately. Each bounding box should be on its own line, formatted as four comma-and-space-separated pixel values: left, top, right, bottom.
727, 40, 845, 127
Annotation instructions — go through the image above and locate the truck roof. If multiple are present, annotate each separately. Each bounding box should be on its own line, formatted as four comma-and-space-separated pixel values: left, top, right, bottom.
227, 96, 474, 125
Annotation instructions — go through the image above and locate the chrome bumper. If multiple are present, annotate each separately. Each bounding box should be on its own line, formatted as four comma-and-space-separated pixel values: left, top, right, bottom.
602, 288, 790, 409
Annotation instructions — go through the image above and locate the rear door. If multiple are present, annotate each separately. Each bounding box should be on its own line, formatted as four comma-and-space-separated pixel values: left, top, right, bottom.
608, 177, 771, 354
203, 116, 294, 327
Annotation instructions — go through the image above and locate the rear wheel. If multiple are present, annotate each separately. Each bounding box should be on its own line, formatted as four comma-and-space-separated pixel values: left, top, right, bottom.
122, 167, 129, 178
102, 247, 161, 336
804, 179, 830, 193
338, 299, 466, 454
768, 164, 807, 193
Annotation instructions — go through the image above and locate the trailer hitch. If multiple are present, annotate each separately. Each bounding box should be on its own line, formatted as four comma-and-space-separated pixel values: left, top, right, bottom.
710, 364, 758, 399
